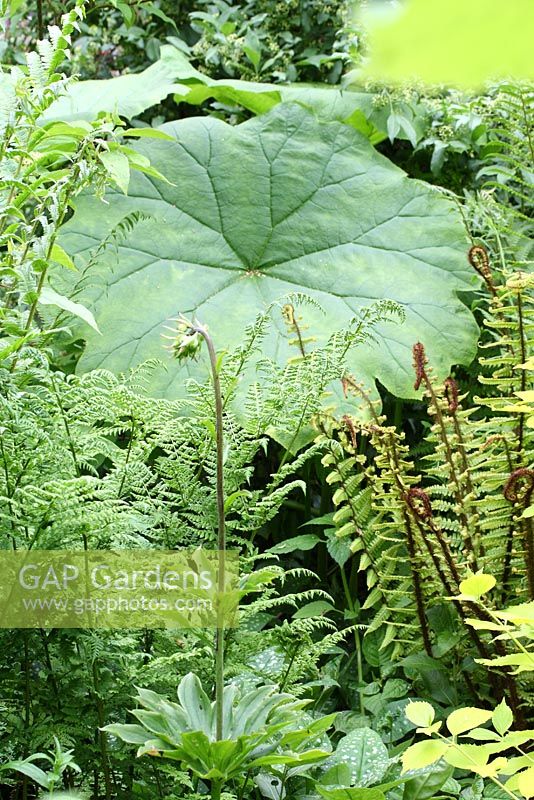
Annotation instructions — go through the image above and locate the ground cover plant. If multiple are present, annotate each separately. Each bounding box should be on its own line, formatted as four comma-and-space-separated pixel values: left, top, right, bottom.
0, 1, 532, 800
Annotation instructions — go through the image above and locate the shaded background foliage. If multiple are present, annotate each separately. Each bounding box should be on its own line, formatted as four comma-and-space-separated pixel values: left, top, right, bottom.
0, 1, 532, 799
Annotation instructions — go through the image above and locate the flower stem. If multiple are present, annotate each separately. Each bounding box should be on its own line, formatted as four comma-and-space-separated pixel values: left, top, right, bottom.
192, 323, 226, 741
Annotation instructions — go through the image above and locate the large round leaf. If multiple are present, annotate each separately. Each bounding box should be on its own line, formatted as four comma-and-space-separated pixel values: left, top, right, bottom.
59, 104, 478, 400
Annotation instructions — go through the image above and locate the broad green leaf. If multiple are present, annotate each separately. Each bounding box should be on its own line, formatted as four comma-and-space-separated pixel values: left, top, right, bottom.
320, 763, 353, 786
50, 243, 76, 271
292, 600, 335, 619
1, 761, 50, 789
99, 150, 130, 195
131, 709, 174, 739
231, 686, 281, 736
323, 728, 389, 786
402, 762, 454, 800
383, 679, 409, 701
103, 723, 151, 744
115, 0, 134, 26
177, 673, 213, 735
318, 789, 386, 800
36, 121, 92, 142
39, 286, 100, 333
326, 528, 352, 568
362, 0, 534, 88
405, 701, 435, 728
458, 573, 496, 600
401, 741, 448, 773
268, 534, 320, 554
59, 104, 478, 405
254, 773, 283, 800
492, 700, 514, 736
42, 45, 197, 122
447, 708, 493, 736
442, 744, 489, 772
518, 767, 534, 798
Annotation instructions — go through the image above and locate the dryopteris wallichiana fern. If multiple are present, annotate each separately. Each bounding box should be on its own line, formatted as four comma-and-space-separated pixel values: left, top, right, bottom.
317, 247, 533, 725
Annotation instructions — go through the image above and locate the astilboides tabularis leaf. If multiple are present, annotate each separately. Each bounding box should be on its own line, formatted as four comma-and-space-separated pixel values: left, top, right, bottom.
58, 103, 479, 406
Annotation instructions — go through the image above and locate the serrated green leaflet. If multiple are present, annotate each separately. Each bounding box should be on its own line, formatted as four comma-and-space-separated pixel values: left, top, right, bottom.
59, 104, 478, 403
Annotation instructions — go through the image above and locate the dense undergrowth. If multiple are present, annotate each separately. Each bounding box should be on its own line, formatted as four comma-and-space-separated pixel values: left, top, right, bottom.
0, 2, 532, 800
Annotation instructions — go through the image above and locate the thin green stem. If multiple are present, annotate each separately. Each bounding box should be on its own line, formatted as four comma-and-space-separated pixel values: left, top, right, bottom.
192, 323, 226, 742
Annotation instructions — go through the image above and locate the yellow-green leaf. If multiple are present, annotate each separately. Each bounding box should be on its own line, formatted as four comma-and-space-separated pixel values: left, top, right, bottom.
39, 286, 101, 333
401, 740, 448, 773
475, 758, 509, 778
459, 573, 496, 600
495, 603, 534, 625
518, 767, 534, 798
447, 708, 493, 736
405, 701, 435, 728
50, 243, 76, 271
443, 744, 489, 771
516, 391, 534, 402
99, 150, 130, 195
492, 700, 513, 736
475, 654, 534, 675
122, 128, 175, 141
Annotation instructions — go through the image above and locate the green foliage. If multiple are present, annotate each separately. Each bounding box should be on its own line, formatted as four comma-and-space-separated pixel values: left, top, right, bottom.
58, 102, 478, 407
1, 736, 81, 793
317, 245, 533, 721
2, 0, 358, 87
38, 42, 428, 154
320, 728, 389, 787
402, 581, 534, 796
0, 0, 167, 368
43, 44, 197, 122
187, 0, 354, 84
0, 3, 532, 800
105, 672, 333, 797
0, 304, 381, 795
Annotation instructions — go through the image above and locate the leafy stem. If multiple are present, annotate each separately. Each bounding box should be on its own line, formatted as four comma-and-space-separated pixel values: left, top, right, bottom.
434, 731, 520, 800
